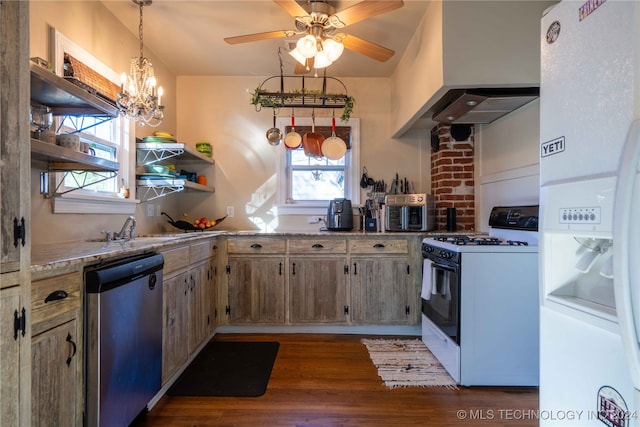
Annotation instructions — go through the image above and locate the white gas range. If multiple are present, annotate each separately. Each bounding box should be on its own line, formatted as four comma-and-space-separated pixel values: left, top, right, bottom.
420, 205, 539, 386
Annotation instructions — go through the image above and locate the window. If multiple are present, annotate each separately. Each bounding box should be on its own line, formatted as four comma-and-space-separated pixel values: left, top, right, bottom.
276, 117, 360, 215
51, 29, 136, 214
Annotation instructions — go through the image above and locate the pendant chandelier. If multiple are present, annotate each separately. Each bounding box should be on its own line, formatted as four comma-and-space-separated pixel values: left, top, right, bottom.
117, 0, 164, 127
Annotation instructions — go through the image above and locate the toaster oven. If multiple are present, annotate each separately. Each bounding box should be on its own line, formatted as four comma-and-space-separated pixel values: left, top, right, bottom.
384, 194, 435, 232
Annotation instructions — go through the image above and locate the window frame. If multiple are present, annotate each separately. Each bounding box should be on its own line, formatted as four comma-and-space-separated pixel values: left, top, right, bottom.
49, 29, 137, 214
275, 116, 360, 215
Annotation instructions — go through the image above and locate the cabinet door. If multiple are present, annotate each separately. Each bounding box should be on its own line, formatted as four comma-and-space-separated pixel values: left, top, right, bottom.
31, 318, 79, 427
188, 261, 208, 352
205, 255, 217, 335
0, 286, 26, 426
162, 271, 189, 384
227, 257, 285, 323
289, 257, 348, 324
350, 257, 411, 324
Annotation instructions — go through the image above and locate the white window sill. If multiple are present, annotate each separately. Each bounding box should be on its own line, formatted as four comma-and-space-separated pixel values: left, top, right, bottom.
53, 193, 139, 214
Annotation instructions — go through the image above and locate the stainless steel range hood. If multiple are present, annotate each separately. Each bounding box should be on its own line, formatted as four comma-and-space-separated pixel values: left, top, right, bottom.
431, 88, 540, 124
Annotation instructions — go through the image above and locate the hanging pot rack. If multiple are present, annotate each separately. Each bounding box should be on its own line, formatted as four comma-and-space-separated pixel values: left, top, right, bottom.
251, 74, 353, 121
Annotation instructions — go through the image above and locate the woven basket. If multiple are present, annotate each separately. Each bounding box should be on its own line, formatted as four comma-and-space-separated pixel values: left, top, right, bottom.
63, 53, 119, 102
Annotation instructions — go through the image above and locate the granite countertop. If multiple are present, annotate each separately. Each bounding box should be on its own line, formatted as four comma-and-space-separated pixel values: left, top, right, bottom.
31, 229, 453, 273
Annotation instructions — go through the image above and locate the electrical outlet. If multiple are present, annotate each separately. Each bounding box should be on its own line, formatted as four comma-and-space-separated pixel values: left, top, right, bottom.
226, 206, 235, 218
156, 205, 162, 217
147, 204, 155, 217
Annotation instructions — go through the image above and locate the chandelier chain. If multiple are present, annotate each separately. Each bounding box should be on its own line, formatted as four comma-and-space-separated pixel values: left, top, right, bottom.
138, 1, 144, 60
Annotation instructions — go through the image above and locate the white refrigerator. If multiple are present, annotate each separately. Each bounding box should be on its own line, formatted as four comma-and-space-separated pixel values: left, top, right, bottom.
539, 1, 640, 426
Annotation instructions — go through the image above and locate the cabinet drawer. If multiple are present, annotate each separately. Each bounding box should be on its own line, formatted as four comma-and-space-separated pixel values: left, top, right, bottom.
190, 240, 214, 263
227, 238, 286, 254
289, 239, 347, 254
31, 272, 81, 327
349, 239, 408, 254
161, 245, 190, 274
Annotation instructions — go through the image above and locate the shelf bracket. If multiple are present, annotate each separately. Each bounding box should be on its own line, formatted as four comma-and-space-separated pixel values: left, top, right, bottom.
41, 169, 117, 198
136, 146, 185, 165
57, 115, 115, 134
136, 182, 185, 202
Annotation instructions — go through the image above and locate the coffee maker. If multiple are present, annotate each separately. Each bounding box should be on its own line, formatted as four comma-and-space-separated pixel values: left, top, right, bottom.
326, 199, 353, 231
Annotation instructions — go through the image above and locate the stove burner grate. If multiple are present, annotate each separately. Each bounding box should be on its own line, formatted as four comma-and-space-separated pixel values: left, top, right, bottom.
431, 236, 530, 246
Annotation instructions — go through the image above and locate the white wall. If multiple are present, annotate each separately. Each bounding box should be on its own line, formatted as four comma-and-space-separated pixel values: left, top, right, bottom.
27, 2, 430, 242
476, 100, 541, 232
175, 76, 430, 232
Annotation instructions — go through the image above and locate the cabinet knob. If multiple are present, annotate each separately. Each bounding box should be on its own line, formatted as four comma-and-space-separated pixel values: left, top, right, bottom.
373, 243, 385, 248
250, 243, 262, 249
312, 243, 324, 249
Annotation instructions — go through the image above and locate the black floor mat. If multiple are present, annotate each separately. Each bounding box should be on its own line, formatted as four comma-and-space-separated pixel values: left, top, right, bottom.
167, 341, 279, 397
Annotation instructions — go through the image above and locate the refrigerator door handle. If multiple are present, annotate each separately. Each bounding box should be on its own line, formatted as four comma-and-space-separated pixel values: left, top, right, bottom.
613, 119, 640, 391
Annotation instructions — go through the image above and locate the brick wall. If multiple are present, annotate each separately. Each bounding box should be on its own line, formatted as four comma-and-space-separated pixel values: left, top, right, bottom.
431, 124, 475, 232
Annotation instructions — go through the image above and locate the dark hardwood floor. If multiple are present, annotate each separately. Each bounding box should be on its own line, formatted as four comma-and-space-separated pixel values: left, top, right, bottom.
132, 333, 539, 427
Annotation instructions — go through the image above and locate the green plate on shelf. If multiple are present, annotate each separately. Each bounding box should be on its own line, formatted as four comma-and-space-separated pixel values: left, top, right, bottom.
142, 136, 177, 144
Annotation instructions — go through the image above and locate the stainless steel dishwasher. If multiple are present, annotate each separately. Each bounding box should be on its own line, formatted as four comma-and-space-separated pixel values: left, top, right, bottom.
84, 252, 164, 427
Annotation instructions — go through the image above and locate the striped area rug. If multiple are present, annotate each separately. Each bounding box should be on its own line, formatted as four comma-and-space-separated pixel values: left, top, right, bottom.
361, 338, 458, 389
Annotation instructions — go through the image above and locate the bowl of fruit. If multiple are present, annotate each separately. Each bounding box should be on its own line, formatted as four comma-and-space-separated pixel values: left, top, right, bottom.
161, 212, 227, 232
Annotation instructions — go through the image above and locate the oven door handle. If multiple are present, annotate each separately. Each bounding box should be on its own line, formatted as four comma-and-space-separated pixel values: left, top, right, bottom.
430, 261, 458, 273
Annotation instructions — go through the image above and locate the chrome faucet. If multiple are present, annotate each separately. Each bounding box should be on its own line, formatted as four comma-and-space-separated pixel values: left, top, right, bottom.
113, 216, 136, 241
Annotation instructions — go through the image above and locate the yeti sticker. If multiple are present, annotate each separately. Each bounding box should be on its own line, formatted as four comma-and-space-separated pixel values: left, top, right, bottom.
597, 386, 629, 427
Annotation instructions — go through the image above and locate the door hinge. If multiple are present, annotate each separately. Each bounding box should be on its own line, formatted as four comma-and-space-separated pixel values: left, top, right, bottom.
406, 305, 410, 316
226, 265, 231, 274
13, 307, 26, 340
344, 305, 349, 315
406, 264, 410, 274
13, 217, 26, 247
344, 264, 349, 274
225, 305, 230, 315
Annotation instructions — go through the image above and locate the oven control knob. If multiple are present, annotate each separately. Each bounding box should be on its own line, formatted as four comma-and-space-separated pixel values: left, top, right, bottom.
440, 251, 451, 259
417, 196, 424, 202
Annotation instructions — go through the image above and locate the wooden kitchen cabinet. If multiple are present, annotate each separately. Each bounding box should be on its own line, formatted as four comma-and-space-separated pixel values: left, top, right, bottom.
349, 238, 419, 325
160, 245, 190, 383
289, 256, 349, 323
162, 270, 190, 383
226, 257, 286, 323
205, 241, 219, 336
350, 257, 412, 324
187, 259, 209, 352
161, 239, 218, 383
225, 237, 286, 324
349, 239, 412, 324
1, 2, 31, 426
288, 238, 348, 324
30, 271, 83, 427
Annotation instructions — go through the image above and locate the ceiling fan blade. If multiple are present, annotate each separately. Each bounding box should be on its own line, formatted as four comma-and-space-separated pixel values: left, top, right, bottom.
341, 34, 395, 62
273, 0, 309, 18
224, 30, 293, 45
331, 0, 404, 27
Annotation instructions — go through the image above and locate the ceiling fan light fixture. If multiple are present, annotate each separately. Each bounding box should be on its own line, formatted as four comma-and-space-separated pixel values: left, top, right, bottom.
288, 47, 308, 66
322, 38, 344, 62
296, 34, 317, 58
314, 49, 333, 69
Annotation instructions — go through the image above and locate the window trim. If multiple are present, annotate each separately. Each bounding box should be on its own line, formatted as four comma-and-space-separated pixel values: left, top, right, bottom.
275, 116, 360, 215
50, 28, 138, 214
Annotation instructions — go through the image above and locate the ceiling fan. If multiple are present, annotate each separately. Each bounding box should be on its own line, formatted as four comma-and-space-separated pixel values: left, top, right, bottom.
224, 0, 404, 73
